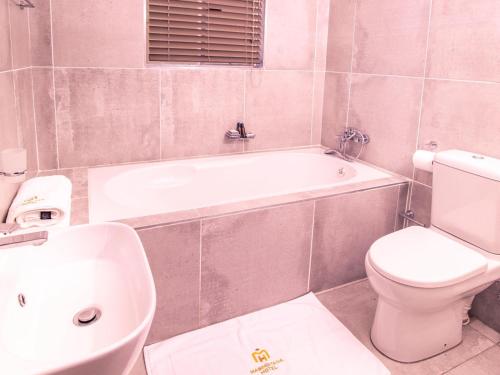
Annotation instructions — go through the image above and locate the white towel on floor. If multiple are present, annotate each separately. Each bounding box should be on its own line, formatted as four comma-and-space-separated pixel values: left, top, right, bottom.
144, 293, 390, 375
6, 175, 72, 228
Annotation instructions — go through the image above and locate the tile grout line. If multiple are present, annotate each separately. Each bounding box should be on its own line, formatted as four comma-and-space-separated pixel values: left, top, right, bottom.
315, 277, 368, 296
442, 340, 498, 374
392, 184, 402, 231
413, 179, 432, 189
407, 0, 434, 218
324, 70, 500, 86
22, 70, 500, 87
48, 0, 60, 169
411, 0, 434, 183
318, 0, 331, 145
317, 70, 325, 145
36, 144, 323, 171
242, 69, 247, 153
27, 7, 40, 171
309, 0, 320, 145
344, 0, 358, 131
7, 1, 14, 70
306, 200, 316, 292
7, 2, 22, 149
0, 66, 32, 74
468, 321, 500, 345
47, 66, 320, 72
197, 219, 203, 329
158, 69, 162, 159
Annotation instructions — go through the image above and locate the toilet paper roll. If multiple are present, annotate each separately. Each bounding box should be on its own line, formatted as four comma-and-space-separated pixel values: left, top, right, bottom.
412, 150, 435, 172
0, 148, 27, 175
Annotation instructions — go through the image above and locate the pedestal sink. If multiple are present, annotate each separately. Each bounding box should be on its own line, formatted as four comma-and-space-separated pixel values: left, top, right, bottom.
0, 223, 156, 375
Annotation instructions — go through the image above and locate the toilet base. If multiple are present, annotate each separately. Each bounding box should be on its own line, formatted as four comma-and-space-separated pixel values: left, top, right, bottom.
370, 296, 467, 363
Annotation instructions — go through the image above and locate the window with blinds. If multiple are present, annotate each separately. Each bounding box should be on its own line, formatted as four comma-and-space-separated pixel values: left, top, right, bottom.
147, 0, 264, 66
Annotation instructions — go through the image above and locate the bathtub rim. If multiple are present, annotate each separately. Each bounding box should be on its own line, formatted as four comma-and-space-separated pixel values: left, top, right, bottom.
38, 146, 411, 230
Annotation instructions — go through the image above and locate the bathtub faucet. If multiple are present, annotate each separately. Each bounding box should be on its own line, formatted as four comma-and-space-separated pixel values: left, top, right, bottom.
325, 127, 370, 162
225, 122, 256, 140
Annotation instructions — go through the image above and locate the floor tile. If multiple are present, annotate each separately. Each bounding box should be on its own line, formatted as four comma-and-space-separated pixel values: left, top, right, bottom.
317, 280, 496, 375
445, 345, 500, 375
470, 318, 500, 344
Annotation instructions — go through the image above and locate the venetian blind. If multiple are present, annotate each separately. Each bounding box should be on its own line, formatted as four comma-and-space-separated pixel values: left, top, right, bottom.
147, 0, 264, 65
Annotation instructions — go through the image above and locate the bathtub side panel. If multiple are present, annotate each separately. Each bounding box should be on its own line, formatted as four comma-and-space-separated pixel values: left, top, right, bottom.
199, 201, 314, 326
310, 185, 401, 292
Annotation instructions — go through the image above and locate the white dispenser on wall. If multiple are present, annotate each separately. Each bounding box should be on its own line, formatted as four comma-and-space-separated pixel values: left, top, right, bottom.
0, 148, 27, 223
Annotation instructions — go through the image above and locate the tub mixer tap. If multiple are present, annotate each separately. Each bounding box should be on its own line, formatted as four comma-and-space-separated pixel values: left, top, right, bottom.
325, 127, 369, 162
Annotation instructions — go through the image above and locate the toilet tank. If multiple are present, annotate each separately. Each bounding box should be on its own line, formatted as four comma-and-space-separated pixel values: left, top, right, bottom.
431, 150, 500, 255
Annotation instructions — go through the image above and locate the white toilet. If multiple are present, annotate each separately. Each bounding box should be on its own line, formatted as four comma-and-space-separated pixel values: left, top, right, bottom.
365, 149, 500, 363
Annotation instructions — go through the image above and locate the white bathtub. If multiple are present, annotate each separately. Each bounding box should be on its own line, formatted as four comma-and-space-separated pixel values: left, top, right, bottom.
88, 148, 392, 222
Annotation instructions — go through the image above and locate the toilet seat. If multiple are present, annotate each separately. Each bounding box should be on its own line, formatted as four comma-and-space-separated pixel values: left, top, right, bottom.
367, 226, 488, 288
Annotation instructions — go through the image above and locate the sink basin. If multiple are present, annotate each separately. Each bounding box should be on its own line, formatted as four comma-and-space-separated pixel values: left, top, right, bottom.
0, 223, 156, 375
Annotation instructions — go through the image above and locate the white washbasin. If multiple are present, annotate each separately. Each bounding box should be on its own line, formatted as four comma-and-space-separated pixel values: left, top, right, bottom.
0, 223, 156, 375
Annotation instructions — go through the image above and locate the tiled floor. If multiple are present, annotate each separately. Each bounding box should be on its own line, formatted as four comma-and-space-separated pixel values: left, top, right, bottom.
131, 279, 500, 375
317, 279, 500, 375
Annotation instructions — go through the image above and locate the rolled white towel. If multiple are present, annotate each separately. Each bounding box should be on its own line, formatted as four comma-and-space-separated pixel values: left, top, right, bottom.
6, 175, 72, 228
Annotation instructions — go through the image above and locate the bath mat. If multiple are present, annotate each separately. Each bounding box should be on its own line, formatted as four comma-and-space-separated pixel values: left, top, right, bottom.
144, 293, 390, 375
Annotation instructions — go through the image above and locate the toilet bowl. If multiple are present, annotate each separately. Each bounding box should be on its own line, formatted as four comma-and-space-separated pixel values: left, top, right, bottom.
365, 150, 500, 362
366, 226, 500, 362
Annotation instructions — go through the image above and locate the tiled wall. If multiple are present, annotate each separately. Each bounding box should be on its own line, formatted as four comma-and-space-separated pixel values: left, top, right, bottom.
9, 0, 331, 170
137, 184, 404, 344
322, 0, 500, 331
0, 0, 39, 171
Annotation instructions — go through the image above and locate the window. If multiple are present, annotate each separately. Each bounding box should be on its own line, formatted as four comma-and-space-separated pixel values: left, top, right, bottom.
147, 0, 264, 66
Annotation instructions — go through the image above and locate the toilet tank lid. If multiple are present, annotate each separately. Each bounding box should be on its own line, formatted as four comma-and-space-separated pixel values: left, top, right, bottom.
435, 150, 500, 182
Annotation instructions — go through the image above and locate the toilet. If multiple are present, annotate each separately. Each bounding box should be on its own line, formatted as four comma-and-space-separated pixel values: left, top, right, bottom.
365, 149, 500, 363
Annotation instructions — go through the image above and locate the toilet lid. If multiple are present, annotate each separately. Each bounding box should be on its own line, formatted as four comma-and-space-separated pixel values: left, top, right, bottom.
367, 226, 488, 288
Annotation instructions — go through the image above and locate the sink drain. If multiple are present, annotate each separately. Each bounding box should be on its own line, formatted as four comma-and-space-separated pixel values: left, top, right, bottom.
73, 307, 102, 326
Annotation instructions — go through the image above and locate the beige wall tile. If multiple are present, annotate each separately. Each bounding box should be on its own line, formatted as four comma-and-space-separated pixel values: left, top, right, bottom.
51, 0, 145, 68
472, 281, 500, 334
138, 221, 201, 344
8, 0, 31, 68
310, 186, 399, 291
313, 0, 330, 72
32, 67, 57, 170
244, 70, 313, 151
263, 0, 316, 70
395, 183, 409, 230
0, 72, 18, 150
349, 74, 422, 177
409, 181, 432, 228
311, 70, 326, 144
419, 79, 500, 159
353, 0, 431, 76
321, 72, 349, 149
54, 68, 160, 167
326, 0, 356, 72
161, 69, 244, 159
427, 0, 500, 82
0, 0, 12, 72
70, 197, 88, 225
13, 69, 37, 171
200, 202, 314, 326
28, 0, 52, 66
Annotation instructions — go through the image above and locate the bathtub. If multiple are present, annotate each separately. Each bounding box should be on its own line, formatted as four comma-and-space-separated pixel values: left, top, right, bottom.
88, 148, 392, 223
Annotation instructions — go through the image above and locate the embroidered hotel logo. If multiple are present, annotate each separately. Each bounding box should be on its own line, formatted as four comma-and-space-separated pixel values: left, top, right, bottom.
22, 195, 44, 205
252, 348, 271, 363
250, 348, 284, 374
